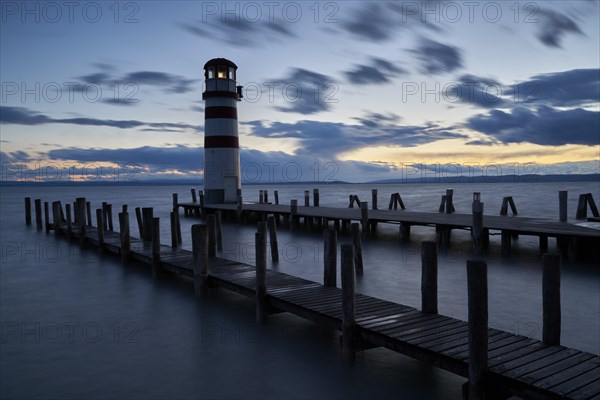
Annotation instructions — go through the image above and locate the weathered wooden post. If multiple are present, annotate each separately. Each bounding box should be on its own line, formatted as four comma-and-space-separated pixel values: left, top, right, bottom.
439, 195, 447, 213
313, 188, 320, 207
191, 188, 197, 203
575, 194, 587, 220
102, 202, 108, 229
290, 199, 298, 230
256, 221, 267, 323
304, 190, 310, 207
44, 201, 50, 233
170, 212, 178, 248
152, 217, 161, 279
341, 244, 355, 361
52, 201, 61, 236
34, 199, 42, 230
542, 253, 561, 346
75, 198, 86, 244
360, 201, 369, 235
176, 212, 182, 245
267, 215, 279, 262
207, 214, 217, 257
351, 223, 363, 275
172, 193, 178, 213
106, 204, 114, 231
472, 193, 484, 255
134, 207, 143, 238
559, 191, 567, 222
96, 208, 104, 251
119, 212, 130, 263
466, 260, 488, 400
215, 211, 223, 251
73, 201, 77, 224
264, 190, 268, 204
421, 241, 438, 314
86, 201, 92, 227
274, 190, 279, 205
24, 197, 32, 226
445, 189, 454, 214
259, 190, 264, 204
323, 228, 337, 287
501, 230, 512, 257
142, 207, 153, 242
65, 203, 72, 239
371, 189, 378, 210
237, 194, 244, 223
399, 222, 411, 243
192, 224, 209, 296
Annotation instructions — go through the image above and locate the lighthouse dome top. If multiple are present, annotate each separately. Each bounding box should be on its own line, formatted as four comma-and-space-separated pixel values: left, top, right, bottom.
204, 58, 237, 69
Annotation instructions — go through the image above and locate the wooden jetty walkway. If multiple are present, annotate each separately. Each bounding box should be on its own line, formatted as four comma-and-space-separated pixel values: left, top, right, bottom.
24, 196, 600, 400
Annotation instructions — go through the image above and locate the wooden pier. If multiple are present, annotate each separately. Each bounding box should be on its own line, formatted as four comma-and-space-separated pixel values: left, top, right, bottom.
26, 195, 600, 400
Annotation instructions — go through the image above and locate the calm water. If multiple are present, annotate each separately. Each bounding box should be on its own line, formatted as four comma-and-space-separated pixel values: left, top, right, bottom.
1, 182, 599, 399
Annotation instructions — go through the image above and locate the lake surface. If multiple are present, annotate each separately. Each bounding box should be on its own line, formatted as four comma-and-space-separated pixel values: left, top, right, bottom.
1, 182, 598, 399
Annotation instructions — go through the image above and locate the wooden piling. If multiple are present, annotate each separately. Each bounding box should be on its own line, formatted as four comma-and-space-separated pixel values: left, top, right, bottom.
24, 197, 31, 225
542, 254, 561, 346
264, 190, 268, 204
259, 190, 264, 204
445, 189, 454, 214
323, 228, 337, 287
75, 198, 86, 244
559, 191, 567, 222
466, 260, 488, 400
500, 196, 518, 216
172, 193, 178, 213
102, 202, 108, 229
176, 212, 182, 244
215, 211, 223, 251
371, 189, 378, 210
501, 230, 512, 257
119, 212, 130, 263
313, 188, 320, 207
142, 207, 153, 242
122, 204, 128, 213
399, 222, 411, 243
96, 208, 104, 250
65, 203, 72, 238
151, 217, 160, 279
192, 224, 209, 296
290, 199, 298, 230
135, 207, 143, 238
106, 204, 114, 231
341, 244, 355, 360
170, 212, 178, 248
575, 194, 587, 220
267, 215, 279, 262
439, 195, 447, 213
207, 214, 217, 257
304, 190, 310, 207
274, 190, 279, 205
52, 201, 61, 236
256, 222, 267, 323
472, 200, 484, 254
351, 223, 363, 275
44, 202, 50, 233
191, 188, 197, 203
421, 241, 438, 314
360, 202, 368, 234
539, 235, 548, 252
34, 199, 42, 230
86, 201, 92, 227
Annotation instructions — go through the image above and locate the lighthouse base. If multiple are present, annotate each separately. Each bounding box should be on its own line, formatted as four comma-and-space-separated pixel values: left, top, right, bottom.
205, 189, 225, 205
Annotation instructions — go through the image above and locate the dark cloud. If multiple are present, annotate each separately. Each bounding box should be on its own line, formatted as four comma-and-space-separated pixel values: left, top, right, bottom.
344, 58, 407, 85
102, 98, 139, 106
445, 74, 506, 108
0, 150, 31, 163
467, 105, 599, 146
507, 68, 599, 107
0, 106, 201, 132
536, 9, 583, 48
181, 18, 294, 47
122, 71, 196, 94
79, 72, 112, 85
244, 115, 465, 157
411, 38, 463, 75
272, 68, 337, 114
353, 112, 402, 128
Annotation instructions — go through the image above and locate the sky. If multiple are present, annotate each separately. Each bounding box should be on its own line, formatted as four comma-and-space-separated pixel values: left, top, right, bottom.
1, 0, 599, 183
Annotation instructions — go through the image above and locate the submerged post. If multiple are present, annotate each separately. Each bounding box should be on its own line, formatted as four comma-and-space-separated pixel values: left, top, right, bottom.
256, 222, 267, 323
466, 260, 488, 400
341, 244, 355, 361
267, 215, 279, 262
152, 217, 161, 279
24, 197, 31, 225
421, 241, 438, 314
192, 224, 209, 296
118, 212, 130, 263
559, 191, 567, 222
542, 253, 561, 346
323, 228, 337, 287
351, 223, 363, 275
34, 199, 42, 230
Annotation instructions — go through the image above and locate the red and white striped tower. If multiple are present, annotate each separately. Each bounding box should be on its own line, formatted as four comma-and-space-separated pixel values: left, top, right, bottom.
202, 58, 243, 204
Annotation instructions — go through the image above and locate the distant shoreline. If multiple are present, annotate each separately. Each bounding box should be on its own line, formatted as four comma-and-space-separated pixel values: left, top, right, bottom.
0, 174, 598, 187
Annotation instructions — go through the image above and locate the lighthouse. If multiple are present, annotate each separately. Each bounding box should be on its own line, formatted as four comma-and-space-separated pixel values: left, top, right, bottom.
202, 58, 243, 204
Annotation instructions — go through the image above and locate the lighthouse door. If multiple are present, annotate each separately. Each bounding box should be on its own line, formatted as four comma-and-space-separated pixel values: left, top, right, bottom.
223, 175, 238, 203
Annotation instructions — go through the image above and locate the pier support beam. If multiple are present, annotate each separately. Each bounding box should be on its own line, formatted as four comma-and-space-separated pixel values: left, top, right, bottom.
341, 244, 355, 361
472, 195, 484, 255
44, 202, 50, 233
501, 230, 512, 257
34, 199, 42, 230
96, 208, 104, 251
542, 253, 561, 346
466, 260, 488, 400
24, 197, 31, 226
421, 241, 438, 314
267, 215, 279, 262
142, 207, 153, 241
290, 199, 298, 230
399, 222, 411, 243
360, 202, 369, 235
192, 224, 209, 297
351, 223, 363, 275
119, 212, 130, 263
323, 228, 337, 287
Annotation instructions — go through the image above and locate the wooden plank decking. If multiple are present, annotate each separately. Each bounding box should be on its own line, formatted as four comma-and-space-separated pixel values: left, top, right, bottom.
58, 223, 599, 400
